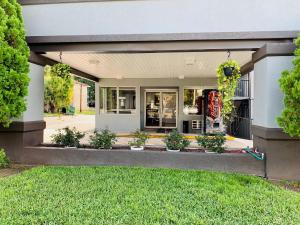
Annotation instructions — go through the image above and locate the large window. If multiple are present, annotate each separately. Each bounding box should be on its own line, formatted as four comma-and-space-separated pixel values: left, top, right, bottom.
100, 87, 136, 114
183, 88, 203, 115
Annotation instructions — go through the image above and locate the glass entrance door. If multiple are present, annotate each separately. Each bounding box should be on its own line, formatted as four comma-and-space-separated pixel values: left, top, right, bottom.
145, 92, 160, 127
145, 90, 177, 128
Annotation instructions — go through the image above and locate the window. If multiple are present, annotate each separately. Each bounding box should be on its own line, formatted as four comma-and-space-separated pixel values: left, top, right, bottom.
183, 88, 203, 115
100, 87, 136, 114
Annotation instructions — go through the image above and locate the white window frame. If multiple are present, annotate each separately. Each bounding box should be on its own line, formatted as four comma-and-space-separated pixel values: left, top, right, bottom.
99, 86, 137, 115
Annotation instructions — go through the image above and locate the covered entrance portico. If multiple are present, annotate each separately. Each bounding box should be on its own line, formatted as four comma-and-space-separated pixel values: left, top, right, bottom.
0, 0, 299, 180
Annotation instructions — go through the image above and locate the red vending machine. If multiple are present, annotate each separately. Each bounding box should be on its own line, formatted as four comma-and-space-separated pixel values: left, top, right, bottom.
203, 89, 222, 134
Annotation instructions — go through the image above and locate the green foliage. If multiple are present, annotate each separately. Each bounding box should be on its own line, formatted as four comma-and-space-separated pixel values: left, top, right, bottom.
89, 129, 117, 149
0, 167, 300, 224
0, 149, 9, 168
277, 36, 300, 137
128, 130, 149, 147
217, 60, 241, 123
164, 129, 190, 150
196, 133, 226, 153
0, 0, 30, 127
44, 64, 74, 113
51, 127, 85, 147
74, 76, 95, 106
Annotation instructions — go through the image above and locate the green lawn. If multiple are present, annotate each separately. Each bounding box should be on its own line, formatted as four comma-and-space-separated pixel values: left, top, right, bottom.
0, 167, 299, 225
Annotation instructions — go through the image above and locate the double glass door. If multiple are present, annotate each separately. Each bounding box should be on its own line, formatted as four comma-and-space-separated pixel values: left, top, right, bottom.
145, 90, 177, 128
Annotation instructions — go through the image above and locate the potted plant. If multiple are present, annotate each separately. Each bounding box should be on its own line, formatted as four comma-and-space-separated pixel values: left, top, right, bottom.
196, 132, 225, 153
128, 130, 149, 151
51, 127, 85, 148
217, 59, 241, 124
89, 129, 117, 150
164, 129, 190, 152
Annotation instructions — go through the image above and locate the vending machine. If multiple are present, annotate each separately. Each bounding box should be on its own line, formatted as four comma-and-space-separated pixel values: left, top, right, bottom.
202, 89, 223, 134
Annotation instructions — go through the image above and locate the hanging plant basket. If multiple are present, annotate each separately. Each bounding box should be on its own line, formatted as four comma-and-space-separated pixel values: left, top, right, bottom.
217, 59, 241, 123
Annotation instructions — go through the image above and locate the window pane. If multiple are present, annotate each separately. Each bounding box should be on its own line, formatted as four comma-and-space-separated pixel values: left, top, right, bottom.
119, 87, 136, 114
106, 87, 117, 114
183, 88, 203, 115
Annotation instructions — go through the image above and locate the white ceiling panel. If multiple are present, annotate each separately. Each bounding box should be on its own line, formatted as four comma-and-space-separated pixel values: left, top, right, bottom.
44, 51, 253, 79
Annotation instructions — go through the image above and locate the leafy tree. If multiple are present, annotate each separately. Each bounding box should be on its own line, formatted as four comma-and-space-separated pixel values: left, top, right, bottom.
44, 64, 74, 113
277, 36, 300, 137
0, 0, 30, 127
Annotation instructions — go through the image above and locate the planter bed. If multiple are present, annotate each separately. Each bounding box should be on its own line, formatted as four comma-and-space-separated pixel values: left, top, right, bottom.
40, 143, 244, 154
21, 145, 265, 177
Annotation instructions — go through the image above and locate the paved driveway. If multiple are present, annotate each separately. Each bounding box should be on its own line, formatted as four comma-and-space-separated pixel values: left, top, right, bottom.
44, 115, 95, 143
44, 115, 253, 149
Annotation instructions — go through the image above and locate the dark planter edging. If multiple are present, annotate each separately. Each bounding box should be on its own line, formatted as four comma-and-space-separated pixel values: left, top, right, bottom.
22, 146, 265, 176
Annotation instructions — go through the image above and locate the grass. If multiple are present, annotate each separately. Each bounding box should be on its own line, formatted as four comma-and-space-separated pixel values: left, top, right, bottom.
0, 167, 299, 225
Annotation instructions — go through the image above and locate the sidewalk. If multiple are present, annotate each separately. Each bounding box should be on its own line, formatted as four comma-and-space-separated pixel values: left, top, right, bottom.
44, 115, 253, 150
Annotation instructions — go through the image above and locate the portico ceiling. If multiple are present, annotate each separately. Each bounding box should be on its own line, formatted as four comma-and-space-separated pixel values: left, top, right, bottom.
44, 51, 253, 79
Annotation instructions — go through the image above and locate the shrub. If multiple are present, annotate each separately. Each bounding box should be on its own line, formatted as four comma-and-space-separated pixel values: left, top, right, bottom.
128, 130, 149, 147
196, 133, 226, 153
164, 130, 190, 150
89, 129, 117, 149
51, 127, 85, 147
277, 35, 300, 137
0, 1, 30, 127
0, 149, 9, 168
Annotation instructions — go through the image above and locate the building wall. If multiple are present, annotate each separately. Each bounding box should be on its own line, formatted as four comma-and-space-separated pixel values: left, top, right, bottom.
15, 63, 44, 122
72, 82, 89, 111
96, 78, 217, 133
253, 56, 293, 128
22, 0, 300, 37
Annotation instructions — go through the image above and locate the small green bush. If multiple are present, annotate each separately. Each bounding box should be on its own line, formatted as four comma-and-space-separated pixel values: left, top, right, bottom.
164, 129, 190, 150
51, 127, 85, 147
128, 130, 149, 147
0, 149, 9, 168
89, 129, 117, 149
196, 133, 226, 153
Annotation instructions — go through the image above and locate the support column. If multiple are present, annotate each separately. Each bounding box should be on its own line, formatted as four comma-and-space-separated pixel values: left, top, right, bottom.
0, 63, 45, 162
252, 43, 300, 180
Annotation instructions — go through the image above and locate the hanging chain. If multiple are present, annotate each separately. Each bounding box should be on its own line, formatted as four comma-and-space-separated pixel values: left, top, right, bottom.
59, 51, 63, 63
227, 50, 231, 60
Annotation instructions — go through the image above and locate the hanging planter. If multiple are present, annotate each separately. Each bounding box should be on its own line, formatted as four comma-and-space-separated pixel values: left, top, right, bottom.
217, 58, 241, 123
223, 66, 235, 76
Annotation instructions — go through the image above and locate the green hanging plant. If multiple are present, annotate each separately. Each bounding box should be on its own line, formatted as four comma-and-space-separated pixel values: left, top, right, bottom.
217, 59, 241, 123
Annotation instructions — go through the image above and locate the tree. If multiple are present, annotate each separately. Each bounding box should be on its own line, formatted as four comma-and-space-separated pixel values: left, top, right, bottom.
277, 36, 300, 137
44, 64, 74, 113
0, 0, 30, 127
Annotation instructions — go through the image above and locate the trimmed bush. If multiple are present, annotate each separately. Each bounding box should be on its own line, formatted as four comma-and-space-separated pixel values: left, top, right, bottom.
164, 129, 190, 150
277, 36, 300, 137
0, 149, 9, 168
128, 130, 149, 148
51, 127, 85, 147
196, 133, 226, 153
0, 0, 30, 127
89, 129, 117, 149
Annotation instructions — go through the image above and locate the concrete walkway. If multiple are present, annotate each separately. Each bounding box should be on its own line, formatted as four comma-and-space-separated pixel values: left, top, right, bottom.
44, 115, 253, 149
